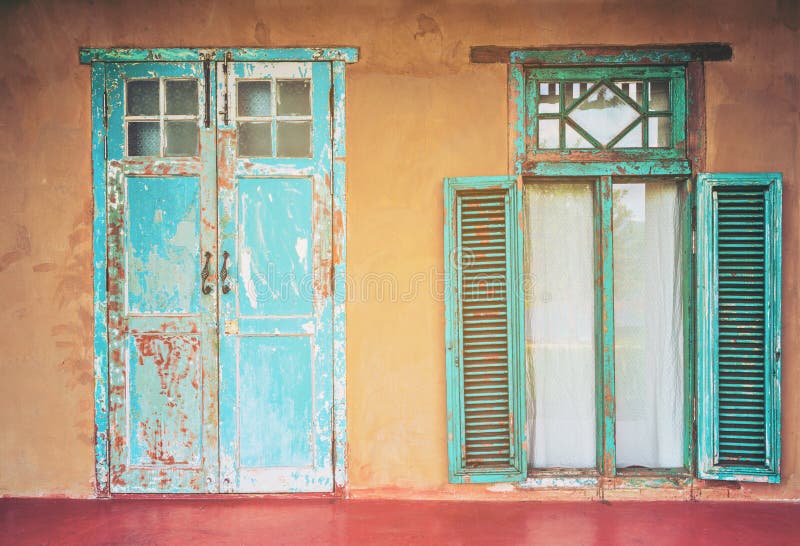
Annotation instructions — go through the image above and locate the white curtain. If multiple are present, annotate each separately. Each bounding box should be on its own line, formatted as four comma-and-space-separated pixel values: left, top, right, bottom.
525, 183, 597, 469
613, 182, 684, 468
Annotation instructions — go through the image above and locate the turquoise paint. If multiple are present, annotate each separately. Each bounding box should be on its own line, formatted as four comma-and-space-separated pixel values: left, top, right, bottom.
331, 60, 348, 491
126, 177, 200, 314
696, 173, 782, 483
105, 61, 219, 493
81, 47, 359, 64
444, 176, 526, 484
90, 51, 353, 496
239, 336, 314, 468
218, 61, 334, 493
128, 334, 204, 467
237, 178, 313, 316
91, 61, 109, 497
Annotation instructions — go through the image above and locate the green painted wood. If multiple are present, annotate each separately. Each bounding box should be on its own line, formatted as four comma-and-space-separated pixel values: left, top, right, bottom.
505, 57, 697, 481
445, 176, 526, 483
696, 172, 782, 483
523, 66, 686, 158
508, 64, 526, 174
525, 160, 691, 177
80, 47, 359, 64
595, 176, 616, 476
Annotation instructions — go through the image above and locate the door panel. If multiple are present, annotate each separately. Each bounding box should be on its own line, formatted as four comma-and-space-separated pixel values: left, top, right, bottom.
238, 335, 314, 468
237, 178, 314, 317
126, 176, 201, 314
218, 61, 334, 493
106, 62, 218, 493
127, 333, 203, 467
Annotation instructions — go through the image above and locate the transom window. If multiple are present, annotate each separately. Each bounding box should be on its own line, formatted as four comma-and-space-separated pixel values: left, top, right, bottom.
526, 66, 686, 160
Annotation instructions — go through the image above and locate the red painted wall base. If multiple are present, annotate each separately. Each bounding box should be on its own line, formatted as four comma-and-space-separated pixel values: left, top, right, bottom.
2, 498, 799, 545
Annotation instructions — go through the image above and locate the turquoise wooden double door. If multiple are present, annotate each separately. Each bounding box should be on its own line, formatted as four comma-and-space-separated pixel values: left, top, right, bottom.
105, 61, 334, 493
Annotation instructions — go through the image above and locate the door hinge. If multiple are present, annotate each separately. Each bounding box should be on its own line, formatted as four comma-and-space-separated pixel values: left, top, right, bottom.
102, 89, 108, 129
219, 51, 231, 125
329, 74, 335, 142
202, 53, 211, 128
103, 91, 108, 159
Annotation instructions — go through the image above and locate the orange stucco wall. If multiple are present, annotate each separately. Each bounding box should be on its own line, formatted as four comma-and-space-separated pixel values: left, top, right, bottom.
0, 0, 797, 499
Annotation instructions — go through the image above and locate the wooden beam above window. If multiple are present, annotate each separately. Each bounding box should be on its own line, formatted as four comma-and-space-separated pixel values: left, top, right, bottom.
471, 44, 732, 65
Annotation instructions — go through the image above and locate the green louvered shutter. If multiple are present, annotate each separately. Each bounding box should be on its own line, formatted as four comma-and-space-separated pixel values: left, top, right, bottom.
696, 173, 782, 482
444, 176, 526, 483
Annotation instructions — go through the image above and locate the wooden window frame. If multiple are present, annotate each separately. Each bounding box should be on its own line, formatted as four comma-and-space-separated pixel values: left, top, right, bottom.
518, 172, 696, 481
506, 49, 704, 481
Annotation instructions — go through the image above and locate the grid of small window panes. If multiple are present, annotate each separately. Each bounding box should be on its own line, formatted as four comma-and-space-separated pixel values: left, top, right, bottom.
236, 79, 312, 158
126, 78, 200, 157
528, 67, 685, 152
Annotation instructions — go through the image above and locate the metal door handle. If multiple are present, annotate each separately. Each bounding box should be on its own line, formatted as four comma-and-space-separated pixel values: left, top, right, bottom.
220, 251, 231, 294
200, 251, 212, 295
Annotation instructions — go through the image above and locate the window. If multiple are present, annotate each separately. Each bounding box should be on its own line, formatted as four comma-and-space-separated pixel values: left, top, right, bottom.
523, 178, 688, 474
445, 46, 782, 485
529, 67, 684, 153
125, 77, 200, 157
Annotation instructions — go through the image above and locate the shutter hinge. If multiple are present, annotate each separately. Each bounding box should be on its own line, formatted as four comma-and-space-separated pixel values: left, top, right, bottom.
692, 229, 696, 255
691, 205, 696, 255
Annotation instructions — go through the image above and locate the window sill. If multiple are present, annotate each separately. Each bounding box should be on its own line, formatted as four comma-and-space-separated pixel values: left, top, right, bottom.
520, 469, 692, 490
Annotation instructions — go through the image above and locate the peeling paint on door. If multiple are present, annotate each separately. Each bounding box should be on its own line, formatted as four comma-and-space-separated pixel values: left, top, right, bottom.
100, 54, 343, 495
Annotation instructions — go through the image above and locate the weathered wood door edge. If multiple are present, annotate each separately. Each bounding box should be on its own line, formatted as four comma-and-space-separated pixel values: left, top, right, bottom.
87, 49, 354, 497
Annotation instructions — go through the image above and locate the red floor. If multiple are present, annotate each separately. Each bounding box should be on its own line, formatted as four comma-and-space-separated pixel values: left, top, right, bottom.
2, 498, 799, 545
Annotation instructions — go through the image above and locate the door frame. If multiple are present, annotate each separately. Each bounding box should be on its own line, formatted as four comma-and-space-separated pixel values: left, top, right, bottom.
82, 47, 358, 497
